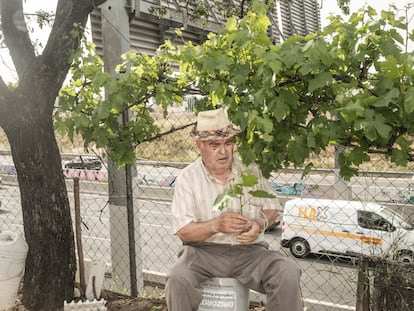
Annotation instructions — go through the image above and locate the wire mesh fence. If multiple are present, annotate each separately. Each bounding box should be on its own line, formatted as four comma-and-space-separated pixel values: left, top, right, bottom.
1, 107, 414, 310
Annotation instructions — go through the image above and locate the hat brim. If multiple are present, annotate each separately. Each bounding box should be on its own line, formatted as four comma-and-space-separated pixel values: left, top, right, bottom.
190, 125, 241, 140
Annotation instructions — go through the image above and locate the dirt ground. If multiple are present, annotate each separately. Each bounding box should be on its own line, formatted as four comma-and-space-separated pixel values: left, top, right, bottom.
103, 290, 266, 311
12, 290, 265, 311
102, 290, 168, 311
12, 292, 167, 311
105, 296, 168, 311
106, 298, 265, 311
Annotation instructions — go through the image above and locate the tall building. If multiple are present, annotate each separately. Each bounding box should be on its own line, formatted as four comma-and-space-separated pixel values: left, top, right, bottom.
278, 0, 321, 39
90, 0, 321, 55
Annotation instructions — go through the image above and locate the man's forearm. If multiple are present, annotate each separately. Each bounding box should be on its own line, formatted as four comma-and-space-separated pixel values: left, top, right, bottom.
177, 220, 218, 244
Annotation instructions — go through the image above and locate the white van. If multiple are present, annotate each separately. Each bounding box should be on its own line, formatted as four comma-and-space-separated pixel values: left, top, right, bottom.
281, 198, 414, 262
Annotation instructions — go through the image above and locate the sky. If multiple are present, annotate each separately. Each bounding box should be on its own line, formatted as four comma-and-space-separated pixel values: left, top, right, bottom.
320, 0, 413, 27
0, 1, 57, 82
0, 1, 413, 83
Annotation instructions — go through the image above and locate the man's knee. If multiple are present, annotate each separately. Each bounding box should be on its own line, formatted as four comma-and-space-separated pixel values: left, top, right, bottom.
166, 270, 188, 290
166, 267, 201, 293
166, 272, 203, 310
266, 255, 301, 285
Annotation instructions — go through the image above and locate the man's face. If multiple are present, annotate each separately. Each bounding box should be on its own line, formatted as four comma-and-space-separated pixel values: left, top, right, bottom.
197, 137, 234, 173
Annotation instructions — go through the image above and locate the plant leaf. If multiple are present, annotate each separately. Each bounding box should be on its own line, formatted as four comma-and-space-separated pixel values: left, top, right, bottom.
248, 190, 276, 198
241, 174, 259, 187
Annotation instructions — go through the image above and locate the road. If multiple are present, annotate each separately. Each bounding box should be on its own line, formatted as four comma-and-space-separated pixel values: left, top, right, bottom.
0, 182, 358, 311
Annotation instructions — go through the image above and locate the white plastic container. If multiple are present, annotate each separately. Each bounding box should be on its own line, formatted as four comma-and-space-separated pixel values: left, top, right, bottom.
198, 278, 249, 311
74, 258, 107, 300
0, 231, 29, 311
64, 299, 107, 311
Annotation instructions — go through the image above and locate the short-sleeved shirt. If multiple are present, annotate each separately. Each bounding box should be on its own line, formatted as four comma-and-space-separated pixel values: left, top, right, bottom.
171, 155, 280, 244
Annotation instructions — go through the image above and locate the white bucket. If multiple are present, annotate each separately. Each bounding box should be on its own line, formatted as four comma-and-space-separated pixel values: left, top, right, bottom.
85, 260, 107, 300
74, 259, 107, 300
0, 275, 21, 311
198, 278, 249, 311
0, 231, 29, 311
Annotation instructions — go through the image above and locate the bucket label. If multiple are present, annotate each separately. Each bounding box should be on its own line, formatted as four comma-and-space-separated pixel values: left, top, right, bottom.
198, 290, 237, 311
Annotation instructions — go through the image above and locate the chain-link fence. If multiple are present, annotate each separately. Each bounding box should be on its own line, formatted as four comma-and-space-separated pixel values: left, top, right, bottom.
1, 107, 414, 310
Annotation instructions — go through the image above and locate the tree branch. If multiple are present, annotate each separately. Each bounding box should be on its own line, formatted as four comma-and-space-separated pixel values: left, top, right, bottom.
134, 121, 196, 146
16, 0, 108, 111
367, 148, 414, 162
0, 0, 36, 77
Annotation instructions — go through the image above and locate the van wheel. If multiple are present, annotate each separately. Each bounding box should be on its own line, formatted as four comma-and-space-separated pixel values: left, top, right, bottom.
398, 250, 413, 263
290, 238, 310, 258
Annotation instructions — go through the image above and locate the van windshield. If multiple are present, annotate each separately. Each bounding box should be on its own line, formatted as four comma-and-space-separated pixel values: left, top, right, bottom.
380, 207, 413, 230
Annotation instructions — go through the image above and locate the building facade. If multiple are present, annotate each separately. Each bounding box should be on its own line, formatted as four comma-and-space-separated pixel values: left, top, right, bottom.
90, 0, 320, 55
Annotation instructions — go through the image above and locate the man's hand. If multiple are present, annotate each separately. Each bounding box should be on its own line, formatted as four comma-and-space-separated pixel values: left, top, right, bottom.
236, 219, 261, 244
215, 212, 250, 234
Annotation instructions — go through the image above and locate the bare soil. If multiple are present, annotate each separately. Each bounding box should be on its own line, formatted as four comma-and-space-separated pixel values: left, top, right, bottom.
105, 296, 168, 311
103, 290, 265, 311
12, 291, 168, 311
102, 290, 168, 311
12, 290, 265, 311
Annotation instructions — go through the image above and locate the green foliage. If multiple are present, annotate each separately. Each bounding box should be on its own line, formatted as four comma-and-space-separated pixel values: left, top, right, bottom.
33, 9, 54, 29
213, 169, 276, 215
336, 0, 351, 15
55, 40, 187, 165
55, 3, 414, 180
168, 3, 414, 180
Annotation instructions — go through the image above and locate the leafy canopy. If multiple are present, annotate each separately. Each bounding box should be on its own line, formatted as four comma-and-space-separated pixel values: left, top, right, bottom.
56, 3, 414, 180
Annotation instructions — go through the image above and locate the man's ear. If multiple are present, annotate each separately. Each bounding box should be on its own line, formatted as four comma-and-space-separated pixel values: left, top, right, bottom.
196, 140, 202, 150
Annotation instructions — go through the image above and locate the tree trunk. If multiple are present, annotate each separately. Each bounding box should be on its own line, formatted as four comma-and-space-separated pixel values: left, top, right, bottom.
5, 106, 76, 310
0, 1, 109, 310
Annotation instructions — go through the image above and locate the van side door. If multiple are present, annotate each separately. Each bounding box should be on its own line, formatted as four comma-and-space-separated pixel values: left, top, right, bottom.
356, 210, 395, 257
324, 207, 357, 254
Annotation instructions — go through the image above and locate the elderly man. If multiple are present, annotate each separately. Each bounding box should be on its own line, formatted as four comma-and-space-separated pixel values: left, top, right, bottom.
166, 108, 303, 311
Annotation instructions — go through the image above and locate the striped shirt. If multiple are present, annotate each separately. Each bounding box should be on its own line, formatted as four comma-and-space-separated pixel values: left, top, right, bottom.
171, 155, 280, 244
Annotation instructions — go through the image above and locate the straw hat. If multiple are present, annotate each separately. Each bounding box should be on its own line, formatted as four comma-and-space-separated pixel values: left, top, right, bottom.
190, 108, 241, 140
